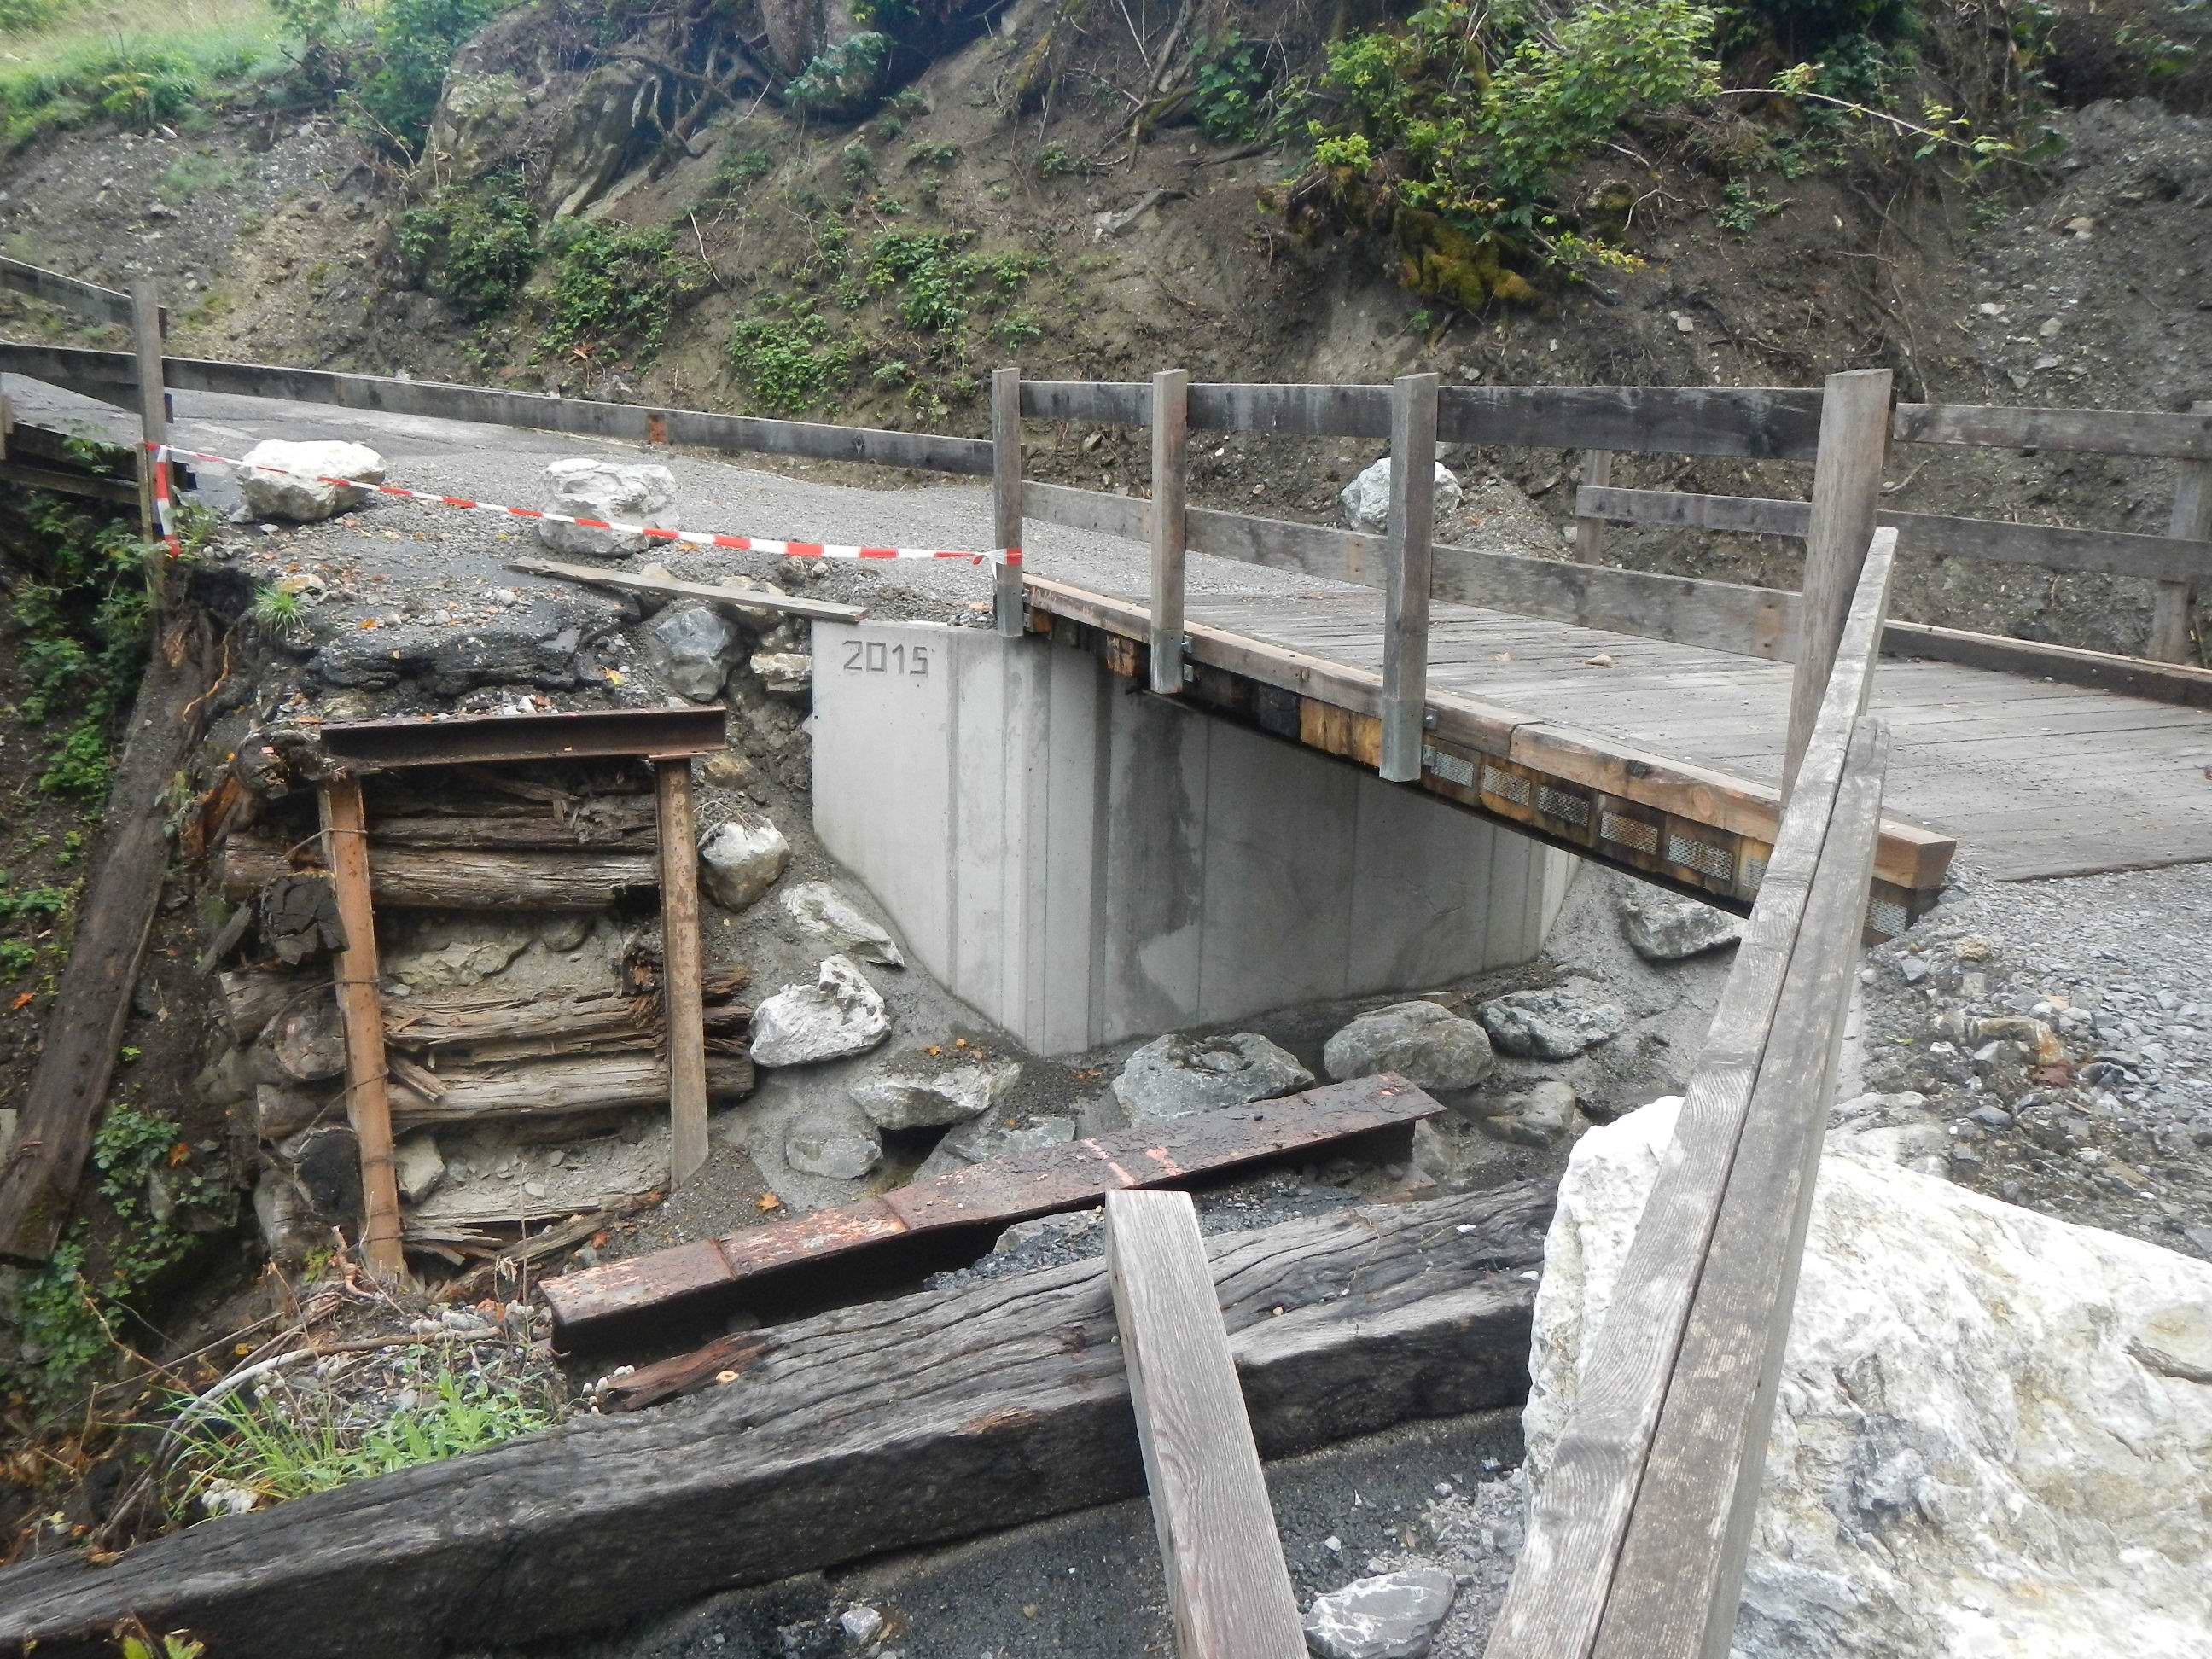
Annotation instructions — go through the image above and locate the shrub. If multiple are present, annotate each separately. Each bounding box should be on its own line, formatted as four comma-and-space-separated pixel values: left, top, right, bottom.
354, 0, 499, 154
399, 172, 538, 317
728, 298, 862, 415
1190, 31, 1271, 141
540, 219, 705, 358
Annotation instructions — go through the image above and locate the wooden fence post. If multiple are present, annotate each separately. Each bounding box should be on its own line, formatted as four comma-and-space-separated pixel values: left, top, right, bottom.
655, 758, 709, 1187
1782, 368, 1890, 800
991, 365, 1024, 639
1574, 449, 1612, 564
319, 775, 406, 1279
1150, 368, 1190, 696
131, 279, 170, 602
1380, 372, 1439, 782
2149, 400, 2208, 664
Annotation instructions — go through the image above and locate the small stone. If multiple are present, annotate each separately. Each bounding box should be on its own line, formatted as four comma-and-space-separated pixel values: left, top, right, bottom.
703, 751, 754, 789
840, 1604, 884, 1645
1477, 985, 1626, 1059
751, 955, 891, 1066
751, 650, 812, 699
1111, 1032, 1313, 1125
784, 1105, 882, 1180
1322, 1001, 1493, 1091
1303, 1564, 1458, 1659
642, 601, 737, 702
1974, 1016, 2066, 1068
393, 1133, 445, 1203
783, 881, 904, 967
1479, 1080, 1579, 1147
698, 811, 790, 911
1900, 957, 1930, 984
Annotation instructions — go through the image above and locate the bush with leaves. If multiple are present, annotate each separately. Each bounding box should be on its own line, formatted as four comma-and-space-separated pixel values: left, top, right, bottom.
354, 0, 499, 154
399, 172, 538, 317
540, 220, 706, 358
9, 494, 151, 801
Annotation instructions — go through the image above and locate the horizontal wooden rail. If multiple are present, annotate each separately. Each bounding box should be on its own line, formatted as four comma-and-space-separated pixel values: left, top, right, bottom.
1894, 400, 2212, 461
0, 257, 155, 329
1580, 483, 2212, 584
1485, 527, 1898, 1659
0, 344, 994, 476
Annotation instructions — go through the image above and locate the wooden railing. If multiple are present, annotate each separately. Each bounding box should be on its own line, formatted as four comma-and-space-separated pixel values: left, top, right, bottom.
1482, 524, 1899, 1659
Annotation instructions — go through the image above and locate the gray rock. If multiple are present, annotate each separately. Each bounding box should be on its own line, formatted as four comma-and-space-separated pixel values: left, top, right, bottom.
750, 650, 812, 699
1479, 1079, 1578, 1147
642, 600, 737, 701
839, 1604, 884, 1645
1339, 457, 1464, 534
393, 1132, 445, 1203
1478, 985, 1627, 1059
699, 812, 790, 911
538, 457, 678, 558
1111, 1032, 1313, 1125
783, 881, 904, 967
1302, 1564, 1457, 1659
750, 955, 891, 1066
1322, 1000, 1493, 1091
236, 439, 385, 521
783, 1104, 882, 1180
916, 1110, 1074, 1183
195, 1045, 257, 1108
851, 1051, 1020, 1130
255, 1083, 329, 1139
1617, 888, 1743, 961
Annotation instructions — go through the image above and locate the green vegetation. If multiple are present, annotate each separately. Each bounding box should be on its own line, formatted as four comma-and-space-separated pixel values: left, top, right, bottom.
9, 493, 152, 802
1190, 31, 1272, 141
11, 1105, 215, 1412
715, 144, 775, 194
540, 219, 707, 358
1715, 178, 1786, 232
728, 295, 864, 416
247, 580, 310, 642
399, 172, 538, 317
170, 1367, 559, 1515
1034, 140, 1088, 178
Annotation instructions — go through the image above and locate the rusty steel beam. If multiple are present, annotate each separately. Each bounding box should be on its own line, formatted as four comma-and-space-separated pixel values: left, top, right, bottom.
318, 706, 729, 772
542, 1072, 1441, 1345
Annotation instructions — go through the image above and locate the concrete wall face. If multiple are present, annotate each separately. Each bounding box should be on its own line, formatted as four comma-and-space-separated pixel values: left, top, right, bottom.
812, 620, 1575, 1057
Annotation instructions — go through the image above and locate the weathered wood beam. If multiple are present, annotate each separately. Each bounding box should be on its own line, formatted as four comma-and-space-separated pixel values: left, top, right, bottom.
0, 254, 144, 326
504, 557, 869, 625
1574, 450, 1611, 565
223, 971, 748, 1054
654, 759, 709, 1186
992, 364, 1026, 637
1150, 368, 1190, 695
1107, 1190, 1305, 1659
2150, 402, 2208, 663
388, 1050, 754, 1128
319, 776, 405, 1277
1380, 372, 1438, 782
0, 1183, 1551, 1659
1893, 399, 2212, 461
217, 836, 658, 909
543, 1072, 1439, 1343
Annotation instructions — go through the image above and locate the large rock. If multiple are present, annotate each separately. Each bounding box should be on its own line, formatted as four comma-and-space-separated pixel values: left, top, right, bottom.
642, 600, 737, 702
1477, 985, 1626, 1059
849, 1051, 1019, 1130
1478, 1078, 1578, 1147
749, 955, 890, 1067
783, 881, 902, 967
236, 440, 386, 521
1617, 888, 1743, 962
915, 1109, 1074, 1184
1526, 1097, 2212, 1659
1110, 1032, 1313, 1126
1339, 457, 1464, 534
783, 1103, 882, 1180
538, 457, 679, 558
1303, 1564, 1458, 1659
698, 812, 789, 911
1322, 1000, 1493, 1091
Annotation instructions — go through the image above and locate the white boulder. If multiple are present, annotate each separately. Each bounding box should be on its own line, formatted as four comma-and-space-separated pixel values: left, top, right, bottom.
1526, 1096, 2212, 1659
236, 439, 386, 521
783, 881, 903, 967
1303, 1564, 1458, 1659
916, 1109, 1074, 1183
749, 955, 890, 1067
849, 1050, 1019, 1130
538, 457, 678, 558
698, 812, 789, 911
1339, 457, 1463, 534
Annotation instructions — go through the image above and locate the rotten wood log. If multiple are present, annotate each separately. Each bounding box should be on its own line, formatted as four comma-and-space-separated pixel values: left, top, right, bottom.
0, 1182, 1551, 1659
220, 968, 317, 1045
432, 1197, 658, 1304
218, 835, 659, 909
365, 809, 660, 853
544, 1073, 1440, 1343
389, 1050, 755, 1127
265, 992, 345, 1083
596, 1332, 772, 1412
0, 616, 215, 1265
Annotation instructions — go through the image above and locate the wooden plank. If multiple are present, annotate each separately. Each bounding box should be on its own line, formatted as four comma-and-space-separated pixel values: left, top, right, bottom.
1483, 535, 1896, 1659
131, 281, 168, 568
1382, 372, 1439, 781
1019, 379, 1150, 425
1893, 399, 2212, 461
217, 836, 658, 909
1575, 450, 1611, 564
1579, 484, 2212, 584
2150, 402, 2208, 662
655, 760, 708, 1187
0, 345, 993, 474
543, 1072, 1441, 1342
1784, 371, 1891, 798
1106, 1190, 1305, 1659
391, 1051, 754, 1127
0, 255, 139, 326
992, 365, 1025, 637
318, 776, 405, 1278
1440, 385, 1825, 460
504, 557, 868, 624
1879, 620, 2212, 707
1151, 369, 1190, 696
1025, 478, 1147, 540
0, 342, 146, 414
317, 704, 727, 771
0, 1183, 1550, 1659
0, 623, 212, 1264
0, 458, 139, 504
1592, 719, 1889, 1659
1186, 381, 1391, 439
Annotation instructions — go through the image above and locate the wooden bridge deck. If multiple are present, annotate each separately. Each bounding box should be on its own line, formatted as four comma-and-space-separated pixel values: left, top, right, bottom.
1026, 575, 2212, 920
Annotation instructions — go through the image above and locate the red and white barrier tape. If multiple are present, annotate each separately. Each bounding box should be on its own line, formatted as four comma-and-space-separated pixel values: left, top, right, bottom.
148, 444, 1021, 567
